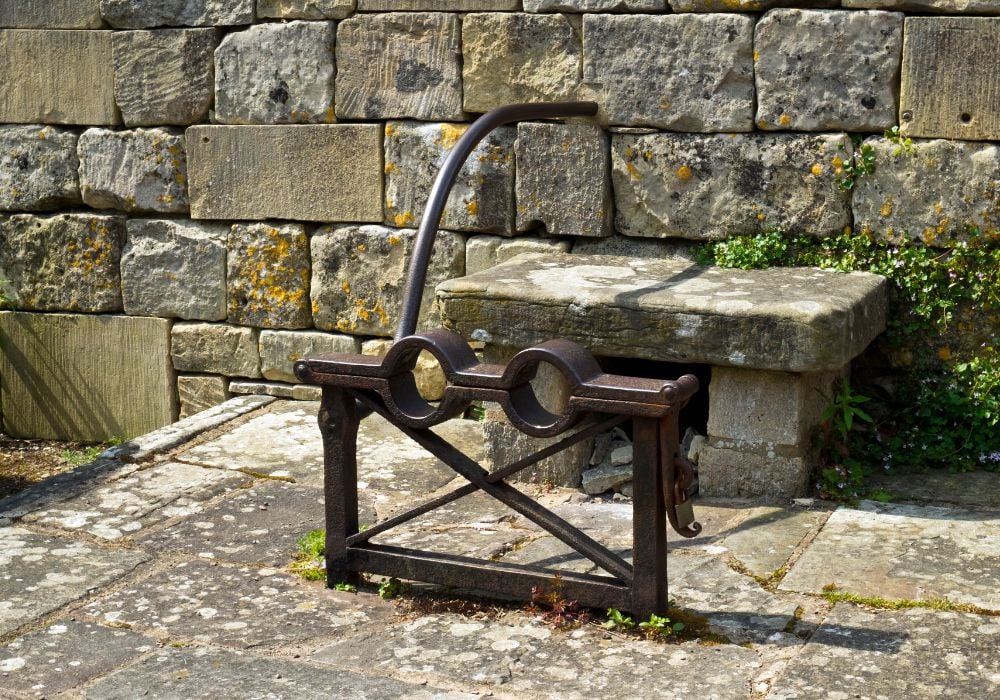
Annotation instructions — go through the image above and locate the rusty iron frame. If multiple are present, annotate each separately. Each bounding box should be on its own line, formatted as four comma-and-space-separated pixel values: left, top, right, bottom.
295, 102, 702, 618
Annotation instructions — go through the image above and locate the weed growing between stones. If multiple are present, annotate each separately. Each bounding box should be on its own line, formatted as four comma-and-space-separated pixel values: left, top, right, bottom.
290, 528, 326, 581
699, 229, 1000, 500
819, 585, 999, 617
835, 138, 876, 190
59, 437, 123, 467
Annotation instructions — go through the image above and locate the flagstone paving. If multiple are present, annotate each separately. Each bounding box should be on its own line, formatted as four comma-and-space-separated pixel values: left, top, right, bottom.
0, 397, 997, 699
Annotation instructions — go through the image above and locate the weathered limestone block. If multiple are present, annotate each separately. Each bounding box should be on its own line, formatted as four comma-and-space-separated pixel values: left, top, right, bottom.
843, 0, 1000, 13
78, 128, 188, 214
0, 313, 176, 441
0, 1, 104, 28
0, 126, 80, 211
260, 330, 360, 382
0, 213, 124, 312
516, 123, 611, 237
384, 121, 515, 234
571, 236, 699, 260
900, 17, 1000, 141
112, 29, 217, 126
465, 235, 570, 275
227, 223, 311, 329
257, 0, 355, 19
581, 463, 632, 495
755, 9, 903, 132
698, 442, 812, 498
215, 21, 335, 125
361, 338, 448, 400
228, 380, 321, 401
463, 13, 581, 114
611, 132, 852, 239
311, 225, 464, 336
120, 219, 228, 320
336, 13, 462, 120
526, 0, 662, 10
0, 30, 118, 125
582, 14, 754, 131
177, 374, 230, 418
186, 125, 382, 222
171, 322, 261, 377
853, 138, 1000, 246
360, 0, 517, 8
670, 0, 836, 10
99, 0, 254, 28
437, 253, 888, 372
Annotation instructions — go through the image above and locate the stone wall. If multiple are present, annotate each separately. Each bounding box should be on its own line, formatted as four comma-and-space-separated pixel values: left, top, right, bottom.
0, 0, 997, 440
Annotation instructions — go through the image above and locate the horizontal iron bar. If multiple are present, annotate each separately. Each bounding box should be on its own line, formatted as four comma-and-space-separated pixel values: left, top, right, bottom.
346, 482, 478, 547
349, 544, 631, 611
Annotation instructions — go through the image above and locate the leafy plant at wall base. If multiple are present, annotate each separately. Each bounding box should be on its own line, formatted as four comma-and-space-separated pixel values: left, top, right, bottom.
883, 126, 914, 157
814, 380, 876, 501
836, 142, 876, 190
378, 577, 406, 599
638, 613, 684, 638
603, 608, 636, 631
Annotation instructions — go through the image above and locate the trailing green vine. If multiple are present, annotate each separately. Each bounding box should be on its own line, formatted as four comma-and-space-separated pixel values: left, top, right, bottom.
699, 229, 1000, 500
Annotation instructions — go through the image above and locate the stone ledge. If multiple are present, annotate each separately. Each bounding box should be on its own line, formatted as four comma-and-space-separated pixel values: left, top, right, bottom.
437, 253, 888, 373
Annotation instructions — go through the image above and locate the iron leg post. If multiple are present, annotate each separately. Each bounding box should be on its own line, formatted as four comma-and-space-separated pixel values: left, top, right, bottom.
630, 417, 668, 619
319, 387, 361, 587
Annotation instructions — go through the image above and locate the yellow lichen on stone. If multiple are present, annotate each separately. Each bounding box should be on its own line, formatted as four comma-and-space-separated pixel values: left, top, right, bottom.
384, 162, 395, 173
880, 199, 893, 218
676, 165, 692, 181
810, 163, 823, 177
384, 123, 396, 137
626, 162, 641, 180
388, 235, 401, 245
436, 123, 467, 150
341, 281, 351, 294
938, 347, 952, 361
831, 155, 844, 175
778, 114, 792, 127
753, 50, 759, 62
466, 200, 479, 215
394, 211, 414, 227
325, 107, 335, 123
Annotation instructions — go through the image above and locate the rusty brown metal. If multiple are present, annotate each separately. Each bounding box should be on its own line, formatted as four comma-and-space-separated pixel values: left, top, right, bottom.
295, 329, 701, 618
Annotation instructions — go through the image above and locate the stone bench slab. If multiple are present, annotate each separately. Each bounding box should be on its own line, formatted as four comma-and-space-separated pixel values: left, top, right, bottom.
437, 253, 887, 372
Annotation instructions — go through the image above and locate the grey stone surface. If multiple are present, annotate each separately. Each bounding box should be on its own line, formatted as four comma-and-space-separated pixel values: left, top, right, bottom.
845, 0, 1000, 11
0, 213, 125, 312
385, 121, 515, 235
854, 137, 1000, 245
754, 9, 903, 132
437, 253, 888, 372
82, 559, 391, 649
465, 235, 570, 275
516, 123, 611, 237
780, 501, 1000, 609
261, 330, 361, 382
227, 223, 311, 329
0, 0, 104, 28
101, 395, 274, 464
0, 621, 153, 697
257, 0, 355, 19
121, 218, 228, 320
0, 527, 149, 636
582, 14, 754, 131
571, 236, 700, 261
177, 374, 231, 418
526, 0, 663, 10
462, 13, 581, 114
698, 442, 812, 499
0, 312, 176, 441
0, 459, 143, 523
581, 463, 632, 495
361, 339, 447, 402
483, 419, 591, 489
313, 611, 759, 698
311, 225, 464, 336
707, 367, 840, 447
719, 505, 830, 579
137, 480, 338, 566
903, 17, 1000, 141
87, 645, 475, 699
868, 470, 1000, 509
228, 380, 322, 401
336, 13, 462, 120
186, 124, 383, 222
171, 322, 261, 378
0, 125, 80, 211
215, 21, 336, 125
611, 132, 853, 239
99, 0, 254, 28
671, 0, 836, 8
768, 605, 1000, 699
112, 28, 217, 127
359, 0, 517, 7
78, 128, 188, 214
0, 29, 119, 125
22, 460, 246, 539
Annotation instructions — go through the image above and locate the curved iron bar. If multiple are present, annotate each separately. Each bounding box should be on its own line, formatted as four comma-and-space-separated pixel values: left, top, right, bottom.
395, 101, 599, 341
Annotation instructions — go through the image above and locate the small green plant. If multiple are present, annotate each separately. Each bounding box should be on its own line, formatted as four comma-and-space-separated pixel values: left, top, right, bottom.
529, 578, 590, 629
334, 582, 357, 593
60, 437, 124, 466
290, 529, 326, 581
378, 577, 406, 599
815, 379, 876, 501
602, 608, 636, 632
836, 142, 876, 190
697, 230, 789, 270
883, 125, 914, 157
638, 613, 684, 638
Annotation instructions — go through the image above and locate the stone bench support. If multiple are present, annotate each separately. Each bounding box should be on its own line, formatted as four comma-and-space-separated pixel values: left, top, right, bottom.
437, 253, 888, 498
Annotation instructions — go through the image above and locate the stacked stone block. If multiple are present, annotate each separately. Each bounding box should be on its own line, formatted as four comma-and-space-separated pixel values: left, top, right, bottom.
0, 1, 996, 497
